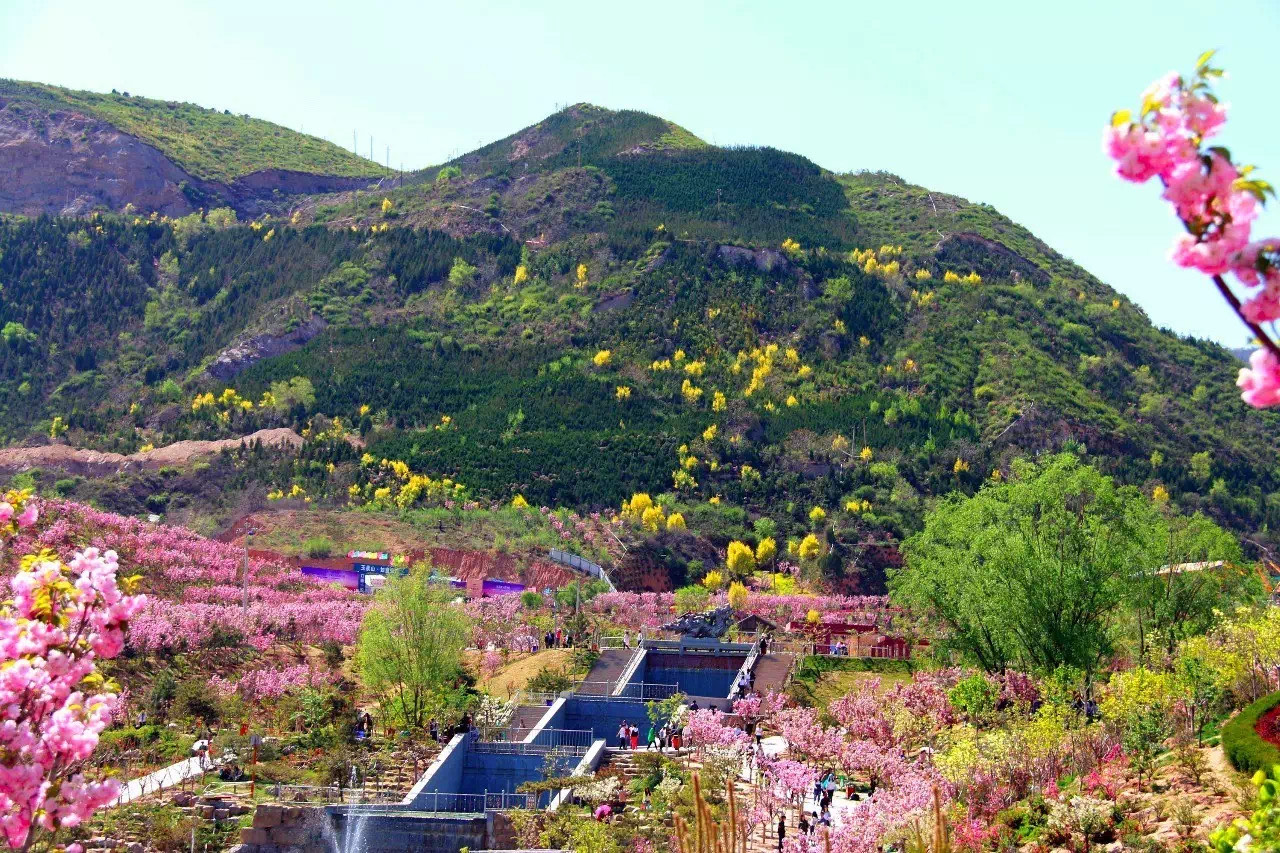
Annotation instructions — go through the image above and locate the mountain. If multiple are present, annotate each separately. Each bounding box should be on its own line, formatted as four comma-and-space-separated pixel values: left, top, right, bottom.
2, 94, 1277, 589
0, 80, 387, 217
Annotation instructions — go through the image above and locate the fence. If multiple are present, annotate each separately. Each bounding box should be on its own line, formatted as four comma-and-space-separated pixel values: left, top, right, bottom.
548, 549, 615, 592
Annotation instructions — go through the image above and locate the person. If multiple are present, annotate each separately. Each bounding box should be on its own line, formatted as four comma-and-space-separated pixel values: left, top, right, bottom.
623, 630, 631, 649
682, 721, 691, 749
429, 719, 439, 743
647, 723, 656, 750
363, 711, 374, 736
777, 816, 786, 853
629, 724, 639, 750
137, 710, 147, 727
689, 699, 699, 711
618, 722, 629, 750
820, 807, 831, 827
798, 814, 810, 837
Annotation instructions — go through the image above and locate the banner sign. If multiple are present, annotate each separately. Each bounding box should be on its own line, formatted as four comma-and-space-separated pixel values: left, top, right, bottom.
481, 579, 526, 597
347, 550, 390, 561
352, 562, 391, 574
302, 566, 360, 590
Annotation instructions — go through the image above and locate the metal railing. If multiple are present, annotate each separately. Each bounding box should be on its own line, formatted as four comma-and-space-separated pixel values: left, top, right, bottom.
468, 728, 592, 755
548, 549, 615, 592
728, 638, 763, 701
409, 791, 537, 814
220, 782, 405, 805
641, 638, 755, 654
573, 681, 680, 701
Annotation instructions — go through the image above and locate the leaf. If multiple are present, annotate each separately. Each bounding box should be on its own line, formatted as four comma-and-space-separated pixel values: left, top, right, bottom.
1111, 109, 1132, 128
1195, 49, 1216, 71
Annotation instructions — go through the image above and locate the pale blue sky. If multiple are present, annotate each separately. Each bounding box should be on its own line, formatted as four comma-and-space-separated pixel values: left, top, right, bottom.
2, 0, 1277, 344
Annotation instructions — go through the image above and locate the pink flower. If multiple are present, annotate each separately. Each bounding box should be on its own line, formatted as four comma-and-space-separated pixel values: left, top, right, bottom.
16, 503, 37, 529
1238, 347, 1280, 408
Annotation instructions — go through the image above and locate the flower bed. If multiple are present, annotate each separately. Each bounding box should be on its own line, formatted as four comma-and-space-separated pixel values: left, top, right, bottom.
1222, 690, 1280, 773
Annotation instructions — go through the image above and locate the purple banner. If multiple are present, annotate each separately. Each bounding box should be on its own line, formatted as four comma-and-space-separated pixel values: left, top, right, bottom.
302, 566, 360, 590
481, 579, 526, 597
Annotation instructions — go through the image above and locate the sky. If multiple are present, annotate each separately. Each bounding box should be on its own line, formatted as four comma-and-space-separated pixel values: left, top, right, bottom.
2, 0, 1277, 345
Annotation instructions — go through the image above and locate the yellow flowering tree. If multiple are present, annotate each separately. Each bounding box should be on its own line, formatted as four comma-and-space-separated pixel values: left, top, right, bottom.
593, 349, 612, 367
725, 541, 756, 576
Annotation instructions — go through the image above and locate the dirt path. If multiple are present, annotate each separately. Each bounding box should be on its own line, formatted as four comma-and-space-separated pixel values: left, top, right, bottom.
0, 428, 302, 475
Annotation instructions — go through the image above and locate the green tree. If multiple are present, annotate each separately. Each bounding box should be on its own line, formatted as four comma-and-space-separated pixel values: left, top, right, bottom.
356, 564, 470, 730
1128, 508, 1247, 659
1189, 451, 1212, 484
892, 453, 1144, 678
269, 376, 316, 414
448, 257, 478, 288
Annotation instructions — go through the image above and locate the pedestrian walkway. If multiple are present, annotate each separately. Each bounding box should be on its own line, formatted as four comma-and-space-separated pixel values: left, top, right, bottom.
112, 755, 214, 806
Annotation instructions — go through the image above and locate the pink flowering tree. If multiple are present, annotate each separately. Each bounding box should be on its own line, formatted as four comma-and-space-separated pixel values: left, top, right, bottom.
0, 494, 147, 851
1106, 51, 1280, 406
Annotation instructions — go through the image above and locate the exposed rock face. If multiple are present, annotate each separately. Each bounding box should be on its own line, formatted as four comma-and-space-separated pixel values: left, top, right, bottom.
0, 98, 197, 217
717, 244, 789, 272
207, 315, 327, 380
0, 98, 377, 217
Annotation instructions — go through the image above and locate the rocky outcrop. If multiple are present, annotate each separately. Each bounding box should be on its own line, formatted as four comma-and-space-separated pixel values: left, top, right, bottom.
0, 428, 302, 476
0, 97, 198, 217
717, 244, 789, 272
0, 98, 377, 218
207, 316, 327, 380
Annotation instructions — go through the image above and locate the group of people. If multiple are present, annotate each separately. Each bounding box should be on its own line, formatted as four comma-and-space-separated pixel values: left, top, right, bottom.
541, 627, 570, 650
353, 710, 375, 739
825, 639, 852, 656
614, 719, 692, 751
735, 669, 755, 694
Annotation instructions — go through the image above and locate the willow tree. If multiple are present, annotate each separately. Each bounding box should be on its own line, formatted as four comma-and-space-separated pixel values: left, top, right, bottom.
356, 564, 470, 729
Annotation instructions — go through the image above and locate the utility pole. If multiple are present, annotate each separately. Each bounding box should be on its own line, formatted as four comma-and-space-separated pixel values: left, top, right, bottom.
353, 129, 357, 155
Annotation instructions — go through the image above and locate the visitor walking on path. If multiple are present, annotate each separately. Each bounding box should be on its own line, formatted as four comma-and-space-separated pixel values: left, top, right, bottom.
776, 816, 786, 853
618, 722, 629, 749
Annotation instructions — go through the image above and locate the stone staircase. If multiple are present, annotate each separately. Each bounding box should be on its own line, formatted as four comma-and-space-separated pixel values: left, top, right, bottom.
751, 652, 796, 694
579, 648, 635, 694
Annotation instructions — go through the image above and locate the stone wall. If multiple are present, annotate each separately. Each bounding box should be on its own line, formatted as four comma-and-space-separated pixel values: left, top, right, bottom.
233, 803, 331, 853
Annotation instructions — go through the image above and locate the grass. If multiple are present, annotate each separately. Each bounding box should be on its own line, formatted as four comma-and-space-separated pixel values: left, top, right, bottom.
472, 649, 576, 698
1, 79, 386, 183
790, 655, 915, 709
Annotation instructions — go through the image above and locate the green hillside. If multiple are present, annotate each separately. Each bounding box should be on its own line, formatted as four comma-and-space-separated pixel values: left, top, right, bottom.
3, 103, 1278, 587
0, 80, 387, 183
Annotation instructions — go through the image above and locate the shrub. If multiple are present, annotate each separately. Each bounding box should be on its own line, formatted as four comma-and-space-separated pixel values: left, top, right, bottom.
172, 678, 224, 724
303, 536, 335, 558
1222, 691, 1280, 773
526, 666, 574, 694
